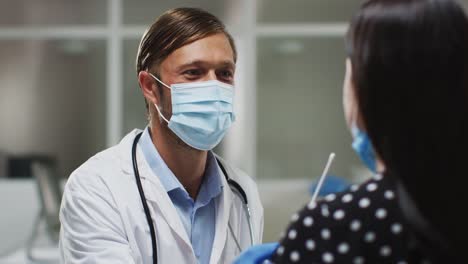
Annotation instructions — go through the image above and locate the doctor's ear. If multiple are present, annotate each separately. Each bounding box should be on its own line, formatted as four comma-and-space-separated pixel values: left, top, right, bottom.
138, 71, 161, 106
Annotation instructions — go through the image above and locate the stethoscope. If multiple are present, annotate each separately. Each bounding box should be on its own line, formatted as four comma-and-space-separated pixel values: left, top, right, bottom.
131, 132, 254, 264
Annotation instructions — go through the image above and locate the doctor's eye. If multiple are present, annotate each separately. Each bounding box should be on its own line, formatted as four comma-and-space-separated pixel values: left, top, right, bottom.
218, 69, 234, 82
183, 69, 202, 78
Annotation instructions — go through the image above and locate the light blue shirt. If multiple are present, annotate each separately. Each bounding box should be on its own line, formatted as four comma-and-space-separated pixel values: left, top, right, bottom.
139, 127, 223, 264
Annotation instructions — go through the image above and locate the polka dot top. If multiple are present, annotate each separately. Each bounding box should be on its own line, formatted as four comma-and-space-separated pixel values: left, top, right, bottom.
269, 174, 433, 264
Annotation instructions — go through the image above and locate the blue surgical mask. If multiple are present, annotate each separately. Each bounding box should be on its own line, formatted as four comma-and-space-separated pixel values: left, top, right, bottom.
148, 73, 236, 151
351, 124, 377, 173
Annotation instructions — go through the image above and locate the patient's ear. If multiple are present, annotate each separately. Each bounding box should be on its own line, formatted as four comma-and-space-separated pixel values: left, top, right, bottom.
343, 59, 358, 128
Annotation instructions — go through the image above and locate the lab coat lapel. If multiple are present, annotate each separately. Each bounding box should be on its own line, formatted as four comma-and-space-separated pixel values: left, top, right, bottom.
119, 130, 193, 252
209, 167, 233, 264
137, 154, 193, 248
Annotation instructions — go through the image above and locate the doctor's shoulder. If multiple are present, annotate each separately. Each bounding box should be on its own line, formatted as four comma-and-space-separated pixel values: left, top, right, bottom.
59, 142, 144, 263
63, 145, 122, 194
59, 138, 139, 226
63, 130, 141, 194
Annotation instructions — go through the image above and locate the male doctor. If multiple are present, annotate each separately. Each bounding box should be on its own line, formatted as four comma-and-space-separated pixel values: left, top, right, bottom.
59, 7, 263, 264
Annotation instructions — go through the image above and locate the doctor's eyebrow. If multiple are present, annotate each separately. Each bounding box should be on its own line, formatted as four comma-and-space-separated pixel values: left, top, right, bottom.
176, 60, 236, 71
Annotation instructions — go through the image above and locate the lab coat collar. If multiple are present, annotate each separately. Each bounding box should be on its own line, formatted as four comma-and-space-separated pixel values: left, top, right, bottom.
210, 154, 234, 264
118, 130, 195, 256
118, 130, 235, 263
138, 127, 182, 193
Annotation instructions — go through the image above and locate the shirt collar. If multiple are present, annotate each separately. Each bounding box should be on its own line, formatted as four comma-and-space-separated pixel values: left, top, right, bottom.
139, 127, 182, 192
197, 151, 224, 205
139, 127, 223, 202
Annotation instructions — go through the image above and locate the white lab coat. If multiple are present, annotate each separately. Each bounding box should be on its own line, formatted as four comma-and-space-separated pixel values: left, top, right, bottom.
59, 130, 264, 264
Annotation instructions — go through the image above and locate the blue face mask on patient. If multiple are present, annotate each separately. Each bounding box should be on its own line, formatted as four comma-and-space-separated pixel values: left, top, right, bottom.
351, 124, 377, 173
148, 73, 236, 151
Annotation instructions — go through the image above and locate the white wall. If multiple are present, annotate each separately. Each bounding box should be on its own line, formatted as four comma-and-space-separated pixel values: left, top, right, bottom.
0, 180, 39, 255
0, 40, 106, 178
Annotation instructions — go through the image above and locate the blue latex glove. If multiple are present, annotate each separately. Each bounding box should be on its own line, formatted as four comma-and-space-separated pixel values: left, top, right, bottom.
309, 175, 351, 197
233, 242, 279, 264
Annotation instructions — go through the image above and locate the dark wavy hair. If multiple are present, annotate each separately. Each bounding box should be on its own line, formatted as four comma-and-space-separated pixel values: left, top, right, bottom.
346, 0, 468, 260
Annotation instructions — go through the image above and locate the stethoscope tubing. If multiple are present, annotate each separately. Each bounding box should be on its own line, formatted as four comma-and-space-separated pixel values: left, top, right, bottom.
131, 132, 253, 264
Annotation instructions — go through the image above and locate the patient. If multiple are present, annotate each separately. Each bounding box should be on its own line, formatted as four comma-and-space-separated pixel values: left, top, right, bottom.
236, 0, 468, 262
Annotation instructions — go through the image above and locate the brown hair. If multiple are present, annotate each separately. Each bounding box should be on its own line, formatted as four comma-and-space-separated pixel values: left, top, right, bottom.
136, 7, 237, 76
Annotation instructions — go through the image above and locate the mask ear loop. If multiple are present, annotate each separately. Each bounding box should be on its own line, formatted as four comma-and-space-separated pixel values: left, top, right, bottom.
147, 72, 171, 124
148, 72, 171, 89
154, 103, 170, 124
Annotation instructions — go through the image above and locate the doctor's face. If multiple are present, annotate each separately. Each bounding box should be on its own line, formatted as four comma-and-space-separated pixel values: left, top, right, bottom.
159, 33, 236, 85
154, 33, 236, 115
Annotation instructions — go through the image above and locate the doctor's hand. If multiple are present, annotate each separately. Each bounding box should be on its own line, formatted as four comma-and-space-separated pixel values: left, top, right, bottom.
233, 242, 279, 264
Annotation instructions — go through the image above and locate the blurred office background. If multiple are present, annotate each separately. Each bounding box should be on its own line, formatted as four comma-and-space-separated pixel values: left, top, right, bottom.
1, 0, 467, 262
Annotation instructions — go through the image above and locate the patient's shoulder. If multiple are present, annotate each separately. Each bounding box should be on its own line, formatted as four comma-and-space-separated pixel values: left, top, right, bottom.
270, 176, 414, 263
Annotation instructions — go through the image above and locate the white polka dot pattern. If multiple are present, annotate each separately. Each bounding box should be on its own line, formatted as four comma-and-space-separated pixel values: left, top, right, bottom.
290, 251, 300, 262
350, 219, 361, 231
350, 184, 359, 192
288, 229, 297, 240
269, 178, 431, 263
385, 190, 395, 200
307, 201, 317, 210
337, 242, 350, 254
276, 246, 284, 256
376, 208, 387, 219
342, 193, 353, 203
306, 239, 315, 251
303, 216, 313, 227
364, 231, 376, 243
359, 197, 371, 208
366, 183, 378, 192
333, 209, 345, 220
353, 256, 365, 264
321, 228, 331, 240
325, 193, 336, 202
391, 223, 403, 234
380, 245, 392, 257
321, 205, 330, 217
322, 252, 334, 263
